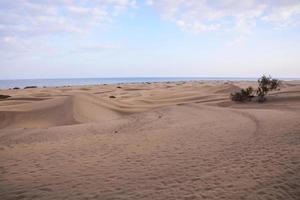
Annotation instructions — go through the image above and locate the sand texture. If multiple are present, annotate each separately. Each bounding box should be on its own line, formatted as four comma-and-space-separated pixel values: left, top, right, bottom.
0, 81, 299, 200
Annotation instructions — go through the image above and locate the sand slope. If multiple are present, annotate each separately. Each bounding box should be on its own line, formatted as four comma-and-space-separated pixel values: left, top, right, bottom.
0, 81, 299, 200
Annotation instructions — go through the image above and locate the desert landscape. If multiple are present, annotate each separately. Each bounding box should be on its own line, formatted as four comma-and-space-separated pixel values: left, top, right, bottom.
0, 81, 299, 200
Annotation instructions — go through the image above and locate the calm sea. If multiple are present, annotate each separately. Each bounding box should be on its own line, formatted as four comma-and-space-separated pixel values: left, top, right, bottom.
0, 77, 297, 89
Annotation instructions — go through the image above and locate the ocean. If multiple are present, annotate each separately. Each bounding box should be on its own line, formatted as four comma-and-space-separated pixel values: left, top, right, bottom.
0, 77, 297, 89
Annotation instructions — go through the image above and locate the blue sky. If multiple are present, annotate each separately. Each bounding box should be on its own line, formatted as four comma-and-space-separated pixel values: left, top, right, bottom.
0, 0, 300, 79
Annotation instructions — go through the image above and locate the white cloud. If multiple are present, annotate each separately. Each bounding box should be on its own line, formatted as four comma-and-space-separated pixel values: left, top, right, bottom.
0, 0, 136, 54
2, 36, 16, 44
1, 0, 300, 60
147, 0, 300, 34
146, 0, 154, 6
226, 36, 245, 47
71, 43, 121, 53
0, 0, 136, 38
262, 3, 300, 27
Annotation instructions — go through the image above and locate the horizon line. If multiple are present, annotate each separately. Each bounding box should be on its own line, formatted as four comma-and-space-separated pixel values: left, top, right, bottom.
1, 76, 300, 81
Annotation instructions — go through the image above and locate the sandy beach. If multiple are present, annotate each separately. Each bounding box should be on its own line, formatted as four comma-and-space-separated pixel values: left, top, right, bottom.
0, 80, 299, 200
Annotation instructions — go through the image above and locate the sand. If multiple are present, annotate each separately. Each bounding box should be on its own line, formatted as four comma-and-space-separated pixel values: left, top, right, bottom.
0, 81, 299, 200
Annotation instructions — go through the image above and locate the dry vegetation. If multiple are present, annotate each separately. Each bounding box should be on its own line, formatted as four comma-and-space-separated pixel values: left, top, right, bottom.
231, 75, 280, 102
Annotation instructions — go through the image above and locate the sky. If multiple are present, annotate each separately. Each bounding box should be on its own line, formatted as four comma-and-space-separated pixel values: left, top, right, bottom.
0, 0, 300, 79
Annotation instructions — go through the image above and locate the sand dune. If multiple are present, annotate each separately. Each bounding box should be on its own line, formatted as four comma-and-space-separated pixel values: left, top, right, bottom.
0, 96, 77, 129
0, 81, 299, 200
214, 83, 241, 94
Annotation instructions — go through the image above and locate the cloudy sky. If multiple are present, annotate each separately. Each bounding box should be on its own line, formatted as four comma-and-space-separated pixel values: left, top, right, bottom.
0, 0, 300, 79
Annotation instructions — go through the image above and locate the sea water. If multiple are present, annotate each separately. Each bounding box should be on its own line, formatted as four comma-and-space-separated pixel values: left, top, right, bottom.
0, 77, 296, 89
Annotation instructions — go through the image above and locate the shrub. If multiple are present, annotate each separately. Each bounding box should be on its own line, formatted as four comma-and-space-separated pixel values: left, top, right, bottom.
109, 95, 116, 98
0, 95, 11, 99
13, 87, 20, 90
256, 75, 280, 102
231, 86, 254, 102
230, 75, 280, 103
24, 86, 37, 89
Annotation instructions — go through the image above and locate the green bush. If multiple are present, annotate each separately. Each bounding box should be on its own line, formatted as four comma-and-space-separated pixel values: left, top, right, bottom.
0, 95, 11, 99
24, 86, 37, 89
231, 86, 254, 102
231, 75, 280, 103
256, 75, 280, 102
